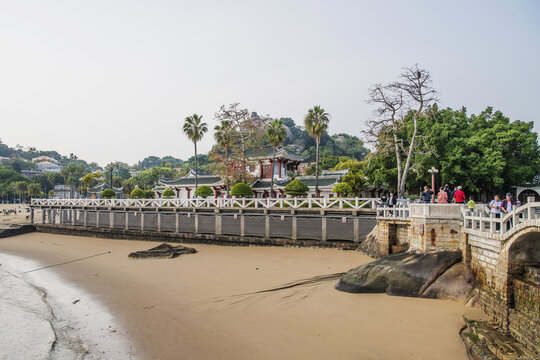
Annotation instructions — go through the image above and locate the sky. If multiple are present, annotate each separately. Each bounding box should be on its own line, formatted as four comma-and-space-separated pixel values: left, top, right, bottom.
1, 0, 539, 167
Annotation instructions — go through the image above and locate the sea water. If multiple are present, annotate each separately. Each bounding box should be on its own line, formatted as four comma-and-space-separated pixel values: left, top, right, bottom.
0, 253, 135, 359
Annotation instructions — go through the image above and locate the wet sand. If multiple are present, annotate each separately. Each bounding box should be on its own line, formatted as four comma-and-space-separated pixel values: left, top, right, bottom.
0, 233, 487, 359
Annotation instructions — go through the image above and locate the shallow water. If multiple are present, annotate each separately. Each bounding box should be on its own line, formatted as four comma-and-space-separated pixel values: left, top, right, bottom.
0, 253, 135, 360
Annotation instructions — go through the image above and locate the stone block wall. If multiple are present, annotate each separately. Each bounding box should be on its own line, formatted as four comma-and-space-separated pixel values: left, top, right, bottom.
408, 218, 461, 252
375, 220, 411, 257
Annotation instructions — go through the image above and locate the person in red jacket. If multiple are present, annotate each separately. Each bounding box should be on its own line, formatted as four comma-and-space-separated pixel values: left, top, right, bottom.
453, 186, 466, 203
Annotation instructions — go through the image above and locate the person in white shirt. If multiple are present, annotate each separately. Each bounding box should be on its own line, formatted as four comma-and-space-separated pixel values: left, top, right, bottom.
489, 195, 502, 231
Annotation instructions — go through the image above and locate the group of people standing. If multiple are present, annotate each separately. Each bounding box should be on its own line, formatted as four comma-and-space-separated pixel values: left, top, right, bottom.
421, 184, 469, 205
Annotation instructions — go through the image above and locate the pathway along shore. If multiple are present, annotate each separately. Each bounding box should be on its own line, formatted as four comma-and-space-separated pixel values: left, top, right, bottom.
0, 232, 487, 360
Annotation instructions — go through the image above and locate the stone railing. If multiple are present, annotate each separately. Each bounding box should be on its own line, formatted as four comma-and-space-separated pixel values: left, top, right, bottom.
375, 205, 410, 219
463, 201, 540, 237
30, 197, 380, 210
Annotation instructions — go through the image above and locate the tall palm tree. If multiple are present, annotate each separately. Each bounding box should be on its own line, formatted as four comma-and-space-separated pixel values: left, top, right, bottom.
214, 120, 233, 195
183, 114, 208, 189
265, 119, 287, 197
304, 105, 329, 197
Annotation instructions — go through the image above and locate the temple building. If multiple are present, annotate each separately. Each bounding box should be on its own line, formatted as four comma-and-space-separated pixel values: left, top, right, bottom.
514, 175, 540, 203
152, 147, 349, 199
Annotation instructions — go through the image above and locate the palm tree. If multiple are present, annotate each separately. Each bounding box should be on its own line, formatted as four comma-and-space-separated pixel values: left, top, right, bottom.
265, 119, 288, 197
304, 105, 329, 197
183, 114, 208, 189
214, 120, 233, 195
14, 181, 28, 203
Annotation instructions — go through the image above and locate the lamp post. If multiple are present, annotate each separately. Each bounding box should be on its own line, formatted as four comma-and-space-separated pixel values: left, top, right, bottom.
427, 167, 439, 203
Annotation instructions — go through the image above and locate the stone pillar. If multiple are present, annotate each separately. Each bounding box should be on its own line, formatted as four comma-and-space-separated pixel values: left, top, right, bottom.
175, 211, 179, 233
96, 210, 100, 228
353, 213, 359, 242
240, 210, 245, 237
125, 211, 129, 230
72, 208, 76, 225
110, 209, 114, 229
194, 212, 199, 234
40, 208, 45, 224
321, 210, 327, 241
408, 204, 462, 252
264, 209, 270, 239
291, 210, 297, 240
84, 209, 87, 227
157, 211, 161, 232
215, 209, 222, 235
140, 210, 144, 231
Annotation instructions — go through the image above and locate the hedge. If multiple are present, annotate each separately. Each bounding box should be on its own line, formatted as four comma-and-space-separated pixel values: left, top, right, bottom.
284, 179, 309, 196
143, 190, 155, 199
230, 183, 253, 197
194, 185, 213, 198
101, 189, 116, 199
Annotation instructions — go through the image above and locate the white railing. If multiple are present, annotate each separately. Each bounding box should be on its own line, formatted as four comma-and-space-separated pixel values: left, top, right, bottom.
463, 202, 540, 236
30, 197, 381, 210
376, 205, 410, 219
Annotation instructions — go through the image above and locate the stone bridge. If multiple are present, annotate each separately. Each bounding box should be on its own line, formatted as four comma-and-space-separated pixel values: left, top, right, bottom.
375, 201, 540, 354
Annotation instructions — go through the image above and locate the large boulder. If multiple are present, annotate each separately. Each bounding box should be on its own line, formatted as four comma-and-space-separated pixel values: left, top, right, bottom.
335, 250, 463, 298
420, 262, 475, 301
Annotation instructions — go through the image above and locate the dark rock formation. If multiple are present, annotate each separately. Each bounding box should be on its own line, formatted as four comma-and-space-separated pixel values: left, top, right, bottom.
421, 262, 475, 301
335, 250, 465, 298
129, 243, 196, 259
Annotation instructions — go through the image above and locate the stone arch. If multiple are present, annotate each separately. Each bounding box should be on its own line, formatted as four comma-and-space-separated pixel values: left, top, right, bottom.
496, 227, 540, 350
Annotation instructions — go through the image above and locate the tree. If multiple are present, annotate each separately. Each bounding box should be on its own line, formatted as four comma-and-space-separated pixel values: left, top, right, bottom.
365, 64, 437, 197
122, 179, 136, 197
101, 189, 116, 199
194, 185, 213, 198
284, 179, 309, 197
333, 182, 352, 197
81, 173, 98, 196
183, 114, 208, 189
28, 183, 42, 198
48, 190, 55, 198
213, 120, 235, 194
14, 181, 28, 202
130, 188, 145, 199
265, 119, 287, 196
304, 105, 329, 197
230, 183, 253, 197
162, 188, 175, 198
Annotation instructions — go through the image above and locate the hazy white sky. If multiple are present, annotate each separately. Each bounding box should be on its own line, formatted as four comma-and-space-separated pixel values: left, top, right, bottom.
1, 0, 539, 166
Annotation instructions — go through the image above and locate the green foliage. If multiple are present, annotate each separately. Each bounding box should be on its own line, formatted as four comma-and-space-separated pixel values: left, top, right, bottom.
27, 183, 42, 197
130, 188, 145, 199
122, 178, 136, 197
131, 167, 178, 190
194, 185, 213, 198
265, 119, 287, 148
101, 189, 116, 199
48, 190, 55, 197
333, 182, 352, 196
162, 188, 175, 198
230, 183, 253, 197
284, 179, 309, 196
143, 190, 155, 199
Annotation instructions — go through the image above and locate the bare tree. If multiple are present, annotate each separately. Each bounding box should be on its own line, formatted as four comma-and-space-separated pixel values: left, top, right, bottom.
365, 64, 438, 197
214, 103, 251, 158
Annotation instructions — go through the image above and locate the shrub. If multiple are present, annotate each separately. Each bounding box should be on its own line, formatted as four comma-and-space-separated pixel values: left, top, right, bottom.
101, 189, 116, 199
162, 188, 175, 198
284, 179, 309, 197
333, 182, 352, 196
194, 185, 213, 198
143, 190, 155, 199
130, 188, 145, 199
48, 190, 55, 198
230, 183, 253, 197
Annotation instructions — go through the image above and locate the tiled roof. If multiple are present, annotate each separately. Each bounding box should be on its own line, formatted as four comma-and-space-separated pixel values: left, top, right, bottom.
245, 146, 304, 162
159, 175, 223, 186
251, 174, 342, 190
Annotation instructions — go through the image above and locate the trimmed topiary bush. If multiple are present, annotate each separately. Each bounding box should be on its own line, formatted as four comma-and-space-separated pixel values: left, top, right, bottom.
130, 188, 145, 199
230, 183, 253, 197
162, 188, 175, 199
284, 179, 309, 197
101, 188, 116, 199
143, 190, 155, 199
48, 190, 55, 198
194, 185, 213, 198
333, 182, 352, 197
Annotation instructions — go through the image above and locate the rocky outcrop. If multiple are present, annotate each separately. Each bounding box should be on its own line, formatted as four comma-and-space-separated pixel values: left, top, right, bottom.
129, 243, 196, 259
356, 227, 379, 258
335, 250, 472, 299
421, 262, 475, 301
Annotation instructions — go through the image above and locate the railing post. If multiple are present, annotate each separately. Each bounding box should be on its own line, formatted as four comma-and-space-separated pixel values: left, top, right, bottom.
291, 210, 297, 240
264, 209, 270, 239
109, 209, 114, 229
157, 210, 161, 232
215, 209, 222, 236
140, 210, 144, 231
321, 210, 327, 241
175, 210, 179, 233
125, 211, 129, 230
84, 209, 87, 227
240, 210, 245, 237
72, 208, 75, 226
194, 211, 198, 234
353, 213, 359, 242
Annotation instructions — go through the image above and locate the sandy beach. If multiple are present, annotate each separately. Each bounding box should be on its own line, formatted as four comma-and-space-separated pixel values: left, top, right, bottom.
0, 204, 32, 227
0, 232, 487, 360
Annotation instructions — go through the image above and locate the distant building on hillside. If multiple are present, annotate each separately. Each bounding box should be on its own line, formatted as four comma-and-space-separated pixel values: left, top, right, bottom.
36, 161, 62, 173
32, 155, 58, 164
0, 156, 10, 163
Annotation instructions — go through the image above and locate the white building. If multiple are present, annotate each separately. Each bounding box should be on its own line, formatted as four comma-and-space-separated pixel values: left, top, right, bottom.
32, 155, 58, 164
36, 161, 62, 173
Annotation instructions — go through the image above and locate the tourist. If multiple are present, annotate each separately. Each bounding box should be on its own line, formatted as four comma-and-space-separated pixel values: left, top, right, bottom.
437, 187, 448, 204
381, 193, 388, 206
444, 184, 452, 200
467, 196, 475, 214
388, 192, 397, 207
421, 186, 433, 203
453, 186, 466, 204
501, 193, 516, 230
450, 187, 457, 202
489, 195, 502, 231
